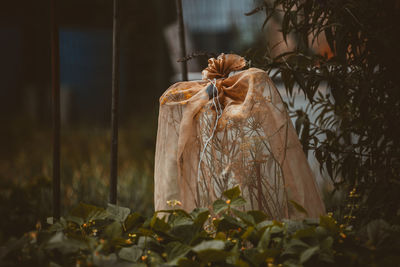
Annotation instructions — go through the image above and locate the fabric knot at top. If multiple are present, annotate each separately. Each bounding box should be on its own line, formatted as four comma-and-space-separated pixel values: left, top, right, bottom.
202, 54, 247, 80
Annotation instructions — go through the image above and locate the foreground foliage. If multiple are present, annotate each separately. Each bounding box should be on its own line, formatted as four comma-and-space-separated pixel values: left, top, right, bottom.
1, 187, 399, 267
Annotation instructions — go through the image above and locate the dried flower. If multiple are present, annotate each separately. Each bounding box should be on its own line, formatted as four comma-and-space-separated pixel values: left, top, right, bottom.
167, 199, 182, 207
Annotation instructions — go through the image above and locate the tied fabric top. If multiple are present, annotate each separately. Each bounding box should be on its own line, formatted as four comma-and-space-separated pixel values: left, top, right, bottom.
160, 53, 248, 107
155, 53, 326, 219
201, 53, 247, 80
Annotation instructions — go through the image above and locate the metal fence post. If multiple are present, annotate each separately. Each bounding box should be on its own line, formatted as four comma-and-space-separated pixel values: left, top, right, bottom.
176, 0, 188, 81
50, 0, 61, 219
110, 0, 120, 205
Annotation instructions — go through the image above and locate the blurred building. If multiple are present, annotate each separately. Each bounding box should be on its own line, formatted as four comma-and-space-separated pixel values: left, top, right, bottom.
0, 0, 175, 127
166, 0, 265, 80
183, 0, 264, 53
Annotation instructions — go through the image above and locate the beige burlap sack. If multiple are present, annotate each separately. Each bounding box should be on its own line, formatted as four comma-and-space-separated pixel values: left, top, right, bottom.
154, 54, 325, 219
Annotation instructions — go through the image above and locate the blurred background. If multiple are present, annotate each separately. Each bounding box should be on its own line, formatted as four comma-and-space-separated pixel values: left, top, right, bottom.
0, 0, 270, 243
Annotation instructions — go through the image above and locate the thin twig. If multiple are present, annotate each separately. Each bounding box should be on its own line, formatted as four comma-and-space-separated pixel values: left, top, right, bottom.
177, 51, 218, 63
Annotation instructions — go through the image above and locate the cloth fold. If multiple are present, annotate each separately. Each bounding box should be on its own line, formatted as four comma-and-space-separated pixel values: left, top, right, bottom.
155, 54, 325, 219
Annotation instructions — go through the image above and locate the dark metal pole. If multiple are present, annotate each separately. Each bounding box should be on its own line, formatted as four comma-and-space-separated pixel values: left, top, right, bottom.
50, 0, 61, 219
110, 0, 120, 204
176, 0, 188, 81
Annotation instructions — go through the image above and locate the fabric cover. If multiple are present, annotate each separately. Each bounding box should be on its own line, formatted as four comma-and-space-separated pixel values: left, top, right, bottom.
154, 54, 325, 219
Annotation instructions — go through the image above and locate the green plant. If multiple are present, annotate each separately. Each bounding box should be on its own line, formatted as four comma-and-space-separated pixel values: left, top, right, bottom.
2, 186, 399, 267
245, 0, 400, 226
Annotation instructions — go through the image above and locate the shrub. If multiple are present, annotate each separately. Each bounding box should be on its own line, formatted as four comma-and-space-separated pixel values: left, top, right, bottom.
245, 0, 400, 226
2, 186, 399, 267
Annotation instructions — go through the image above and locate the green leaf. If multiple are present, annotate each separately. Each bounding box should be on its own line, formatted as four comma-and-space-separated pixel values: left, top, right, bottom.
243, 248, 270, 266
222, 186, 241, 200
104, 221, 123, 239
69, 203, 108, 222
197, 250, 231, 262
283, 259, 302, 267
288, 200, 309, 216
66, 216, 84, 226
258, 228, 271, 249
241, 226, 255, 240
118, 245, 142, 262
125, 213, 145, 231
226, 243, 239, 265
230, 196, 247, 208
158, 209, 192, 219
217, 215, 243, 232
192, 240, 225, 252
192, 240, 230, 262
256, 220, 274, 230
247, 210, 268, 224
315, 226, 328, 237
170, 214, 193, 228
319, 216, 339, 234
232, 208, 255, 226
192, 208, 210, 228
138, 227, 153, 236
270, 225, 283, 234
178, 258, 201, 267
213, 199, 228, 214
107, 204, 130, 223
282, 239, 309, 256
293, 227, 316, 239
320, 236, 334, 250
137, 236, 163, 252
170, 224, 196, 243
150, 215, 171, 232
167, 242, 192, 265
300, 246, 319, 263
46, 232, 88, 254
